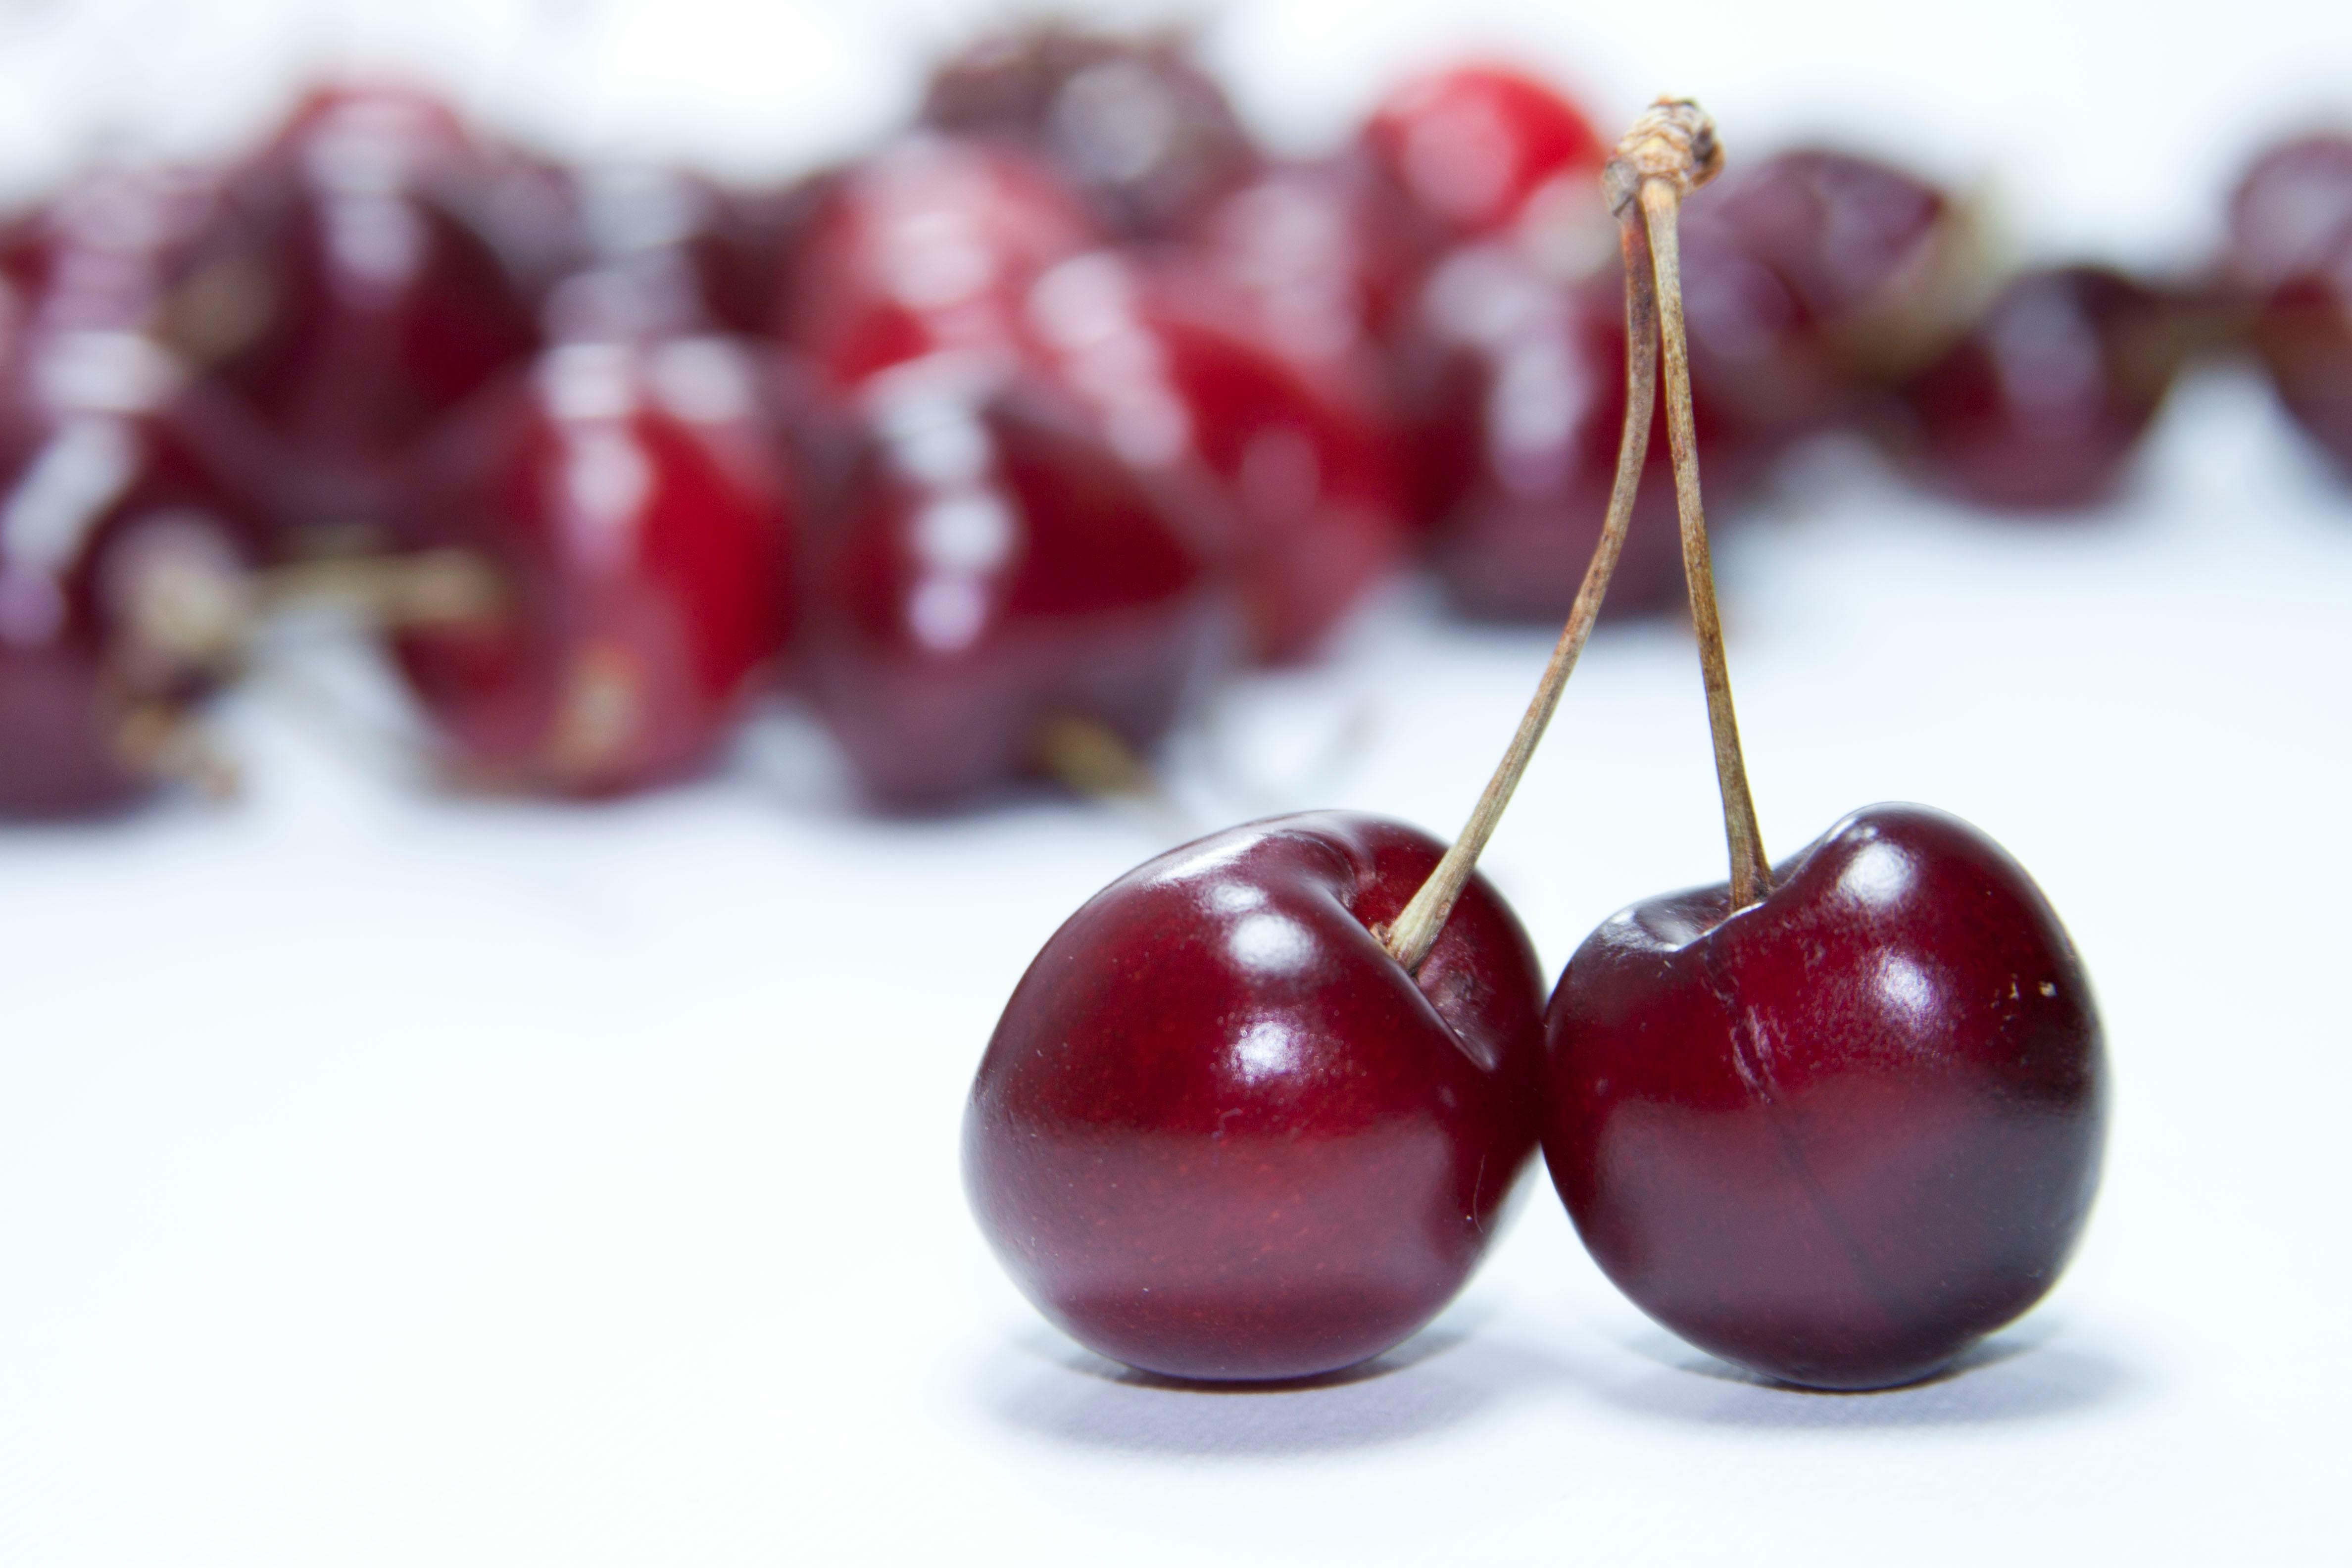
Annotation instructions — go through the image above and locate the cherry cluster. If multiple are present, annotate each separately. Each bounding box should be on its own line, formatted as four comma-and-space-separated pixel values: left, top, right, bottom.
0, 27, 2344, 822
969, 100, 2111, 1394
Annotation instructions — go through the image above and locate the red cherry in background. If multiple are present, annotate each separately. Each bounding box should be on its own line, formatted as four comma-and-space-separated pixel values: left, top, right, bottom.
1363, 64, 1609, 242
387, 298, 792, 796
778, 135, 1098, 391
0, 327, 267, 816
1543, 806, 2107, 1389
178, 84, 543, 538
921, 22, 1261, 241
563, 164, 793, 340
967, 811, 1546, 1381
1023, 251, 1408, 664
1888, 265, 2185, 510
796, 355, 1226, 809
1393, 241, 1764, 621
2227, 134, 2352, 478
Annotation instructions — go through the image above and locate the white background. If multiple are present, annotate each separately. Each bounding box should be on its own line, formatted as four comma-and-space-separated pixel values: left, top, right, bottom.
2, 2, 2350, 1564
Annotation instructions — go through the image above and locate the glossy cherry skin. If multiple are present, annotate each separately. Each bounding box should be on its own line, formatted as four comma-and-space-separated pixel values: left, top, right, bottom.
921, 23, 1259, 240
0, 330, 267, 817
797, 358, 1226, 809
779, 135, 1099, 391
1890, 266, 2185, 509
1543, 804, 2108, 1390
968, 810, 1547, 1381
1395, 243, 1765, 622
2228, 135, 2352, 477
389, 330, 793, 796
1362, 64, 1608, 241
181, 86, 542, 534
1025, 252, 1408, 663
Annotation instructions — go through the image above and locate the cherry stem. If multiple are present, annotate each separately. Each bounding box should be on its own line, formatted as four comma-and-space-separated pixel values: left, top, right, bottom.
1640, 170, 1771, 912
1381, 207, 1663, 976
256, 549, 504, 629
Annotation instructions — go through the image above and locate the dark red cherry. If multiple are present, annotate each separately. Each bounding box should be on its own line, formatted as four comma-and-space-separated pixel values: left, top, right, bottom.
1889, 266, 2185, 509
181, 85, 542, 533
779, 135, 1098, 390
921, 23, 1259, 240
2227, 134, 2352, 477
1394, 242, 1764, 621
968, 810, 1545, 1381
797, 357, 1225, 809
1542, 804, 2108, 1390
1692, 148, 1982, 433
1363, 64, 1608, 241
388, 323, 793, 795
0, 329, 267, 816
566, 165, 791, 338
1023, 252, 1407, 663
1184, 153, 1437, 370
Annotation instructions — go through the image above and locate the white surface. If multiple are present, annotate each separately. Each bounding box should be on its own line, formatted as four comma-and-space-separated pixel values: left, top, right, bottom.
3, 3, 2352, 1564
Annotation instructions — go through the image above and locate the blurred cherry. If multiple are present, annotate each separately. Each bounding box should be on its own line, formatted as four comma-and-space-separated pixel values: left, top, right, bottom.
1394, 241, 1764, 621
1024, 251, 1407, 663
177, 84, 543, 536
969, 810, 1545, 1380
922, 22, 1259, 240
0, 326, 266, 816
2228, 133, 2352, 477
566, 164, 793, 338
779, 135, 1098, 390
1890, 265, 2185, 509
1691, 148, 1985, 435
797, 355, 1226, 809
1363, 63, 1609, 241
388, 291, 793, 796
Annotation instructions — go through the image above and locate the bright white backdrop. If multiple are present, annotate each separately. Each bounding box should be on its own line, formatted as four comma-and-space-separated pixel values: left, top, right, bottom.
1, 3, 2349, 1564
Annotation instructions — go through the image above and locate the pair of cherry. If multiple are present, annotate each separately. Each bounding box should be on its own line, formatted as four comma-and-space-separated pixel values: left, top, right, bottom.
966, 104, 2108, 1392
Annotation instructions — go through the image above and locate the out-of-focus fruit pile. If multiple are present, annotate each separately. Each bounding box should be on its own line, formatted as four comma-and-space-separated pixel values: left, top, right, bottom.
1, 28, 2344, 820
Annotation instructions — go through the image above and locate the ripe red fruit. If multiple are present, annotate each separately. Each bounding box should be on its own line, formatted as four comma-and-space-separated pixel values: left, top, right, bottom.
2227, 134, 2352, 477
1364, 64, 1608, 240
180, 85, 543, 533
1394, 242, 1761, 621
796, 357, 1225, 808
921, 23, 1260, 240
0, 329, 265, 816
1542, 805, 2108, 1389
388, 324, 793, 795
967, 811, 1546, 1381
778, 135, 1098, 391
1890, 265, 2185, 509
1024, 251, 1408, 663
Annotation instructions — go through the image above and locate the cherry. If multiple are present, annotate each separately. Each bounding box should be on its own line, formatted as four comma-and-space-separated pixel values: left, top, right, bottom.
778, 135, 1098, 390
177, 84, 543, 536
1888, 265, 2185, 509
1023, 251, 1408, 663
1542, 102, 2108, 1390
1690, 147, 1983, 436
565, 164, 791, 339
2227, 134, 2352, 477
0, 327, 267, 816
1363, 64, 1609, 241
966, 169, 1665, 1380
967, 812, 1546, 1381
386, 308, 793, 796
795, 356, 1225, 809
1393, 240, 1763, 621
921, 22, 1260, 240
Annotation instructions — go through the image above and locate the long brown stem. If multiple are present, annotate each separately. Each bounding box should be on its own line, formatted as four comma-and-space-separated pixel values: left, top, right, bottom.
1639, 166, 1771, 912
1381, 209, 1662, 975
